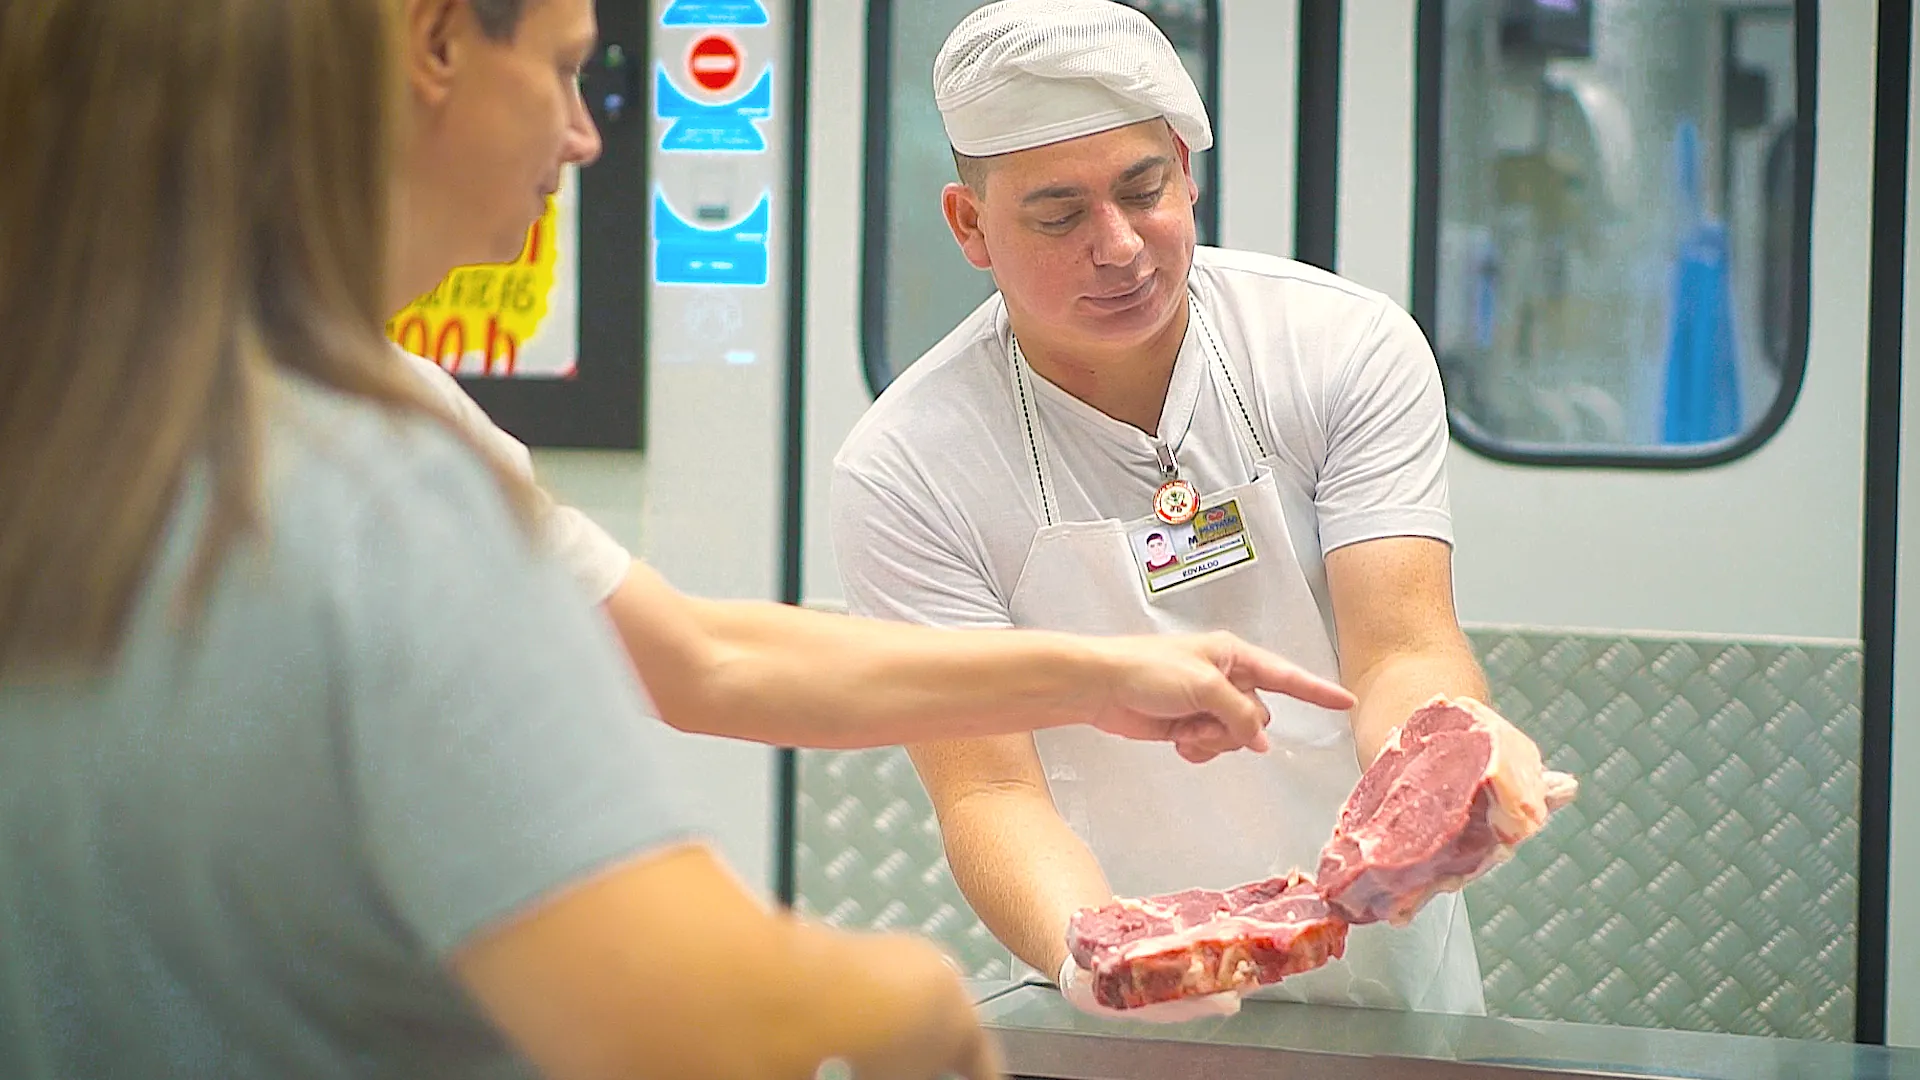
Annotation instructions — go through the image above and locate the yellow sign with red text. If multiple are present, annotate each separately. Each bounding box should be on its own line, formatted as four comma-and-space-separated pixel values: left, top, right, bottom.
386, 178, 578, 378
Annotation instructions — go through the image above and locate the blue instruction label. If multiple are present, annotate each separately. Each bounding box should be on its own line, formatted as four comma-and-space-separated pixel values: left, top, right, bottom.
654, 65, 773, 153
661, 0, 769, 27
653, 191, 771, 288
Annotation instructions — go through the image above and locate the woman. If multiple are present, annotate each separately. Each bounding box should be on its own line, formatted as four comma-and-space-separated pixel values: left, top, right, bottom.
0, 1, 994, 1077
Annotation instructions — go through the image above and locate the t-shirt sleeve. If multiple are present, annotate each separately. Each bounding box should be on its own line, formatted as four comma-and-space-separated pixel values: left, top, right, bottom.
534, 502, 633, 604
395, 348, 632, 604
338, 428, 696, 958
829, 459, 1013, 629
1312, 299, 1454, 554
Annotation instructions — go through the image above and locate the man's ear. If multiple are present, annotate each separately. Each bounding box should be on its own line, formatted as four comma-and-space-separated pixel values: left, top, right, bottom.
942, 183, 994, 270
403, 0, 469, 108
1173, 132, 1199, 205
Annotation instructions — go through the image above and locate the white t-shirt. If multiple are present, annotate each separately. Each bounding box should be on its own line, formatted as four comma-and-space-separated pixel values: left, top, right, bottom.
831, 246, 1452, 631
395, 347, 632, 603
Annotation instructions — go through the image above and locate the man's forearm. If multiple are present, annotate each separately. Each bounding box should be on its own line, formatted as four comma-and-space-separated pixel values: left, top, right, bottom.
686, 597, 1128, 747
927, 783, 1113, 978
1345, 641, 1489, 766
602, 561, 1111, 748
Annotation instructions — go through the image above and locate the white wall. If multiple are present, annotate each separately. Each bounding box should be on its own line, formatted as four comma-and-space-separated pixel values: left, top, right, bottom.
1883, 4, 1920, 1045
799, 0, 871, 606
1218, 0, 1301, 258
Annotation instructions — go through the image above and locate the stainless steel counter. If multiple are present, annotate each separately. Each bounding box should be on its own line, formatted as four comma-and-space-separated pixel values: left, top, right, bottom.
977, 983, 1920, 1080
964, 978, 1028, 1007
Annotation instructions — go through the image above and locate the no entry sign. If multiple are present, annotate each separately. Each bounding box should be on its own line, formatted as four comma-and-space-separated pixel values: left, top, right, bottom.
687, 35, 742, 93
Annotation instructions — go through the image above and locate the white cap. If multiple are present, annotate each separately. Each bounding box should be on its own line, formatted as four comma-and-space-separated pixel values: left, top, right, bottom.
934, 0, 1213, 159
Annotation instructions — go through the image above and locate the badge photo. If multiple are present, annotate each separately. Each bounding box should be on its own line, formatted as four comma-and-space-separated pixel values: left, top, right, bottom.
1131, 497, 1257, 597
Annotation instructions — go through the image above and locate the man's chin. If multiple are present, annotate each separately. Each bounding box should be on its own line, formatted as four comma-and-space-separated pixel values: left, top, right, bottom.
487, 238, 530, 267
1073, 300, 1183, 350
467, 226, 535, 269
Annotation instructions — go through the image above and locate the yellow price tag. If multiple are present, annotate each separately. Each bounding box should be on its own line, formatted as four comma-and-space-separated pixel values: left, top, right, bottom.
386, 196, 561, 375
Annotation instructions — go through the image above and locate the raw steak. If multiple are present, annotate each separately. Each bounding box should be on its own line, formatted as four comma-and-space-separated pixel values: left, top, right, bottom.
1316, 695, 1579, 927
1065, 872, 1350, 1009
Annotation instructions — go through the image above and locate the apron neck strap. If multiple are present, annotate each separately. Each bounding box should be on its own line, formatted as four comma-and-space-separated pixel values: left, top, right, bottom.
1189, 302, 1272, 459
1007, 332, 1063, 527
1009, 294, 1269, 528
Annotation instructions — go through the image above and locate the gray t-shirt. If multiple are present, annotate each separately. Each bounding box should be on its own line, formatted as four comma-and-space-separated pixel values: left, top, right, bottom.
394, 345, 632, 604
0, 377, 692, 1078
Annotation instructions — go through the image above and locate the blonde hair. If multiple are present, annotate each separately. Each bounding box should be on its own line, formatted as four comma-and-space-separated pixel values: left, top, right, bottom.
0, 0, 530, 675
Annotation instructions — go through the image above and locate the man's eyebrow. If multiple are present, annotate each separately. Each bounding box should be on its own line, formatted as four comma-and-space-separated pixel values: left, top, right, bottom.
1020, 183, 1085, 206
1117, 155, 1173, 185
1016, 155, 1174, 206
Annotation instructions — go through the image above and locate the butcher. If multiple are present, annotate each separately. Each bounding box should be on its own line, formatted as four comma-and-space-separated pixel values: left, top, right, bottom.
830, 0, 1493, 1020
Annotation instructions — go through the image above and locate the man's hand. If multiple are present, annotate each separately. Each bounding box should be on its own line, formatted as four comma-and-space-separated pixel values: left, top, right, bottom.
1086, 631, 1358, 763
1057, 957, 1243, 1023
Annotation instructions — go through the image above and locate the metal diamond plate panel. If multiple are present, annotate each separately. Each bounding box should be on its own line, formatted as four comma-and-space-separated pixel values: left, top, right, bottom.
792, 628, 1862, 1038
794, 746, 1013, 979
1462, 629, 1860, 1042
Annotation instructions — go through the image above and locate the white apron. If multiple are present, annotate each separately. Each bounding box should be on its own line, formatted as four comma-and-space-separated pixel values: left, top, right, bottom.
1005, 298, 1485, 1014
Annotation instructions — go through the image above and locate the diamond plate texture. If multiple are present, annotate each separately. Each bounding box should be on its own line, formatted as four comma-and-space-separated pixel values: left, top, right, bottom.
794, 746, 1014, 978
792, 628, 1862, 1037
1462, 629, 1860, 1042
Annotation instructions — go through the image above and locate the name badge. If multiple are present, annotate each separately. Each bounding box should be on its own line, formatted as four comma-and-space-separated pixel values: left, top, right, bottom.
1131, 497, 1258, 597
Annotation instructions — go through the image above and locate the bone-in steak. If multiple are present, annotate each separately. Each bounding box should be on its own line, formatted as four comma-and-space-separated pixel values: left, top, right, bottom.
1065, 872, 1350, 1010
1315, 695, 1578, 926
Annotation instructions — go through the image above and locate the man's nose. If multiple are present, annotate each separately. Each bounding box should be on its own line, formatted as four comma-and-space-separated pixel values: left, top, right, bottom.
1088, 201, 1145, 267
566, 97, 604, 168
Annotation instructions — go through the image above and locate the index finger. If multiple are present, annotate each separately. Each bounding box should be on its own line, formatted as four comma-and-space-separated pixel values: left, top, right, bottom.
1212, 637, 1356, 711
